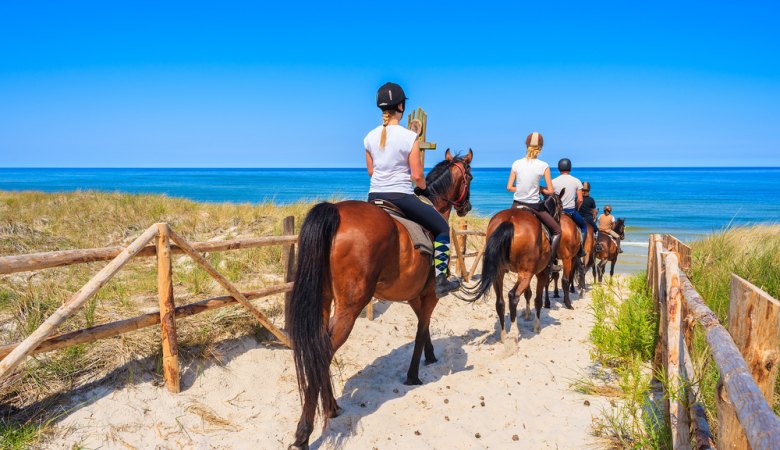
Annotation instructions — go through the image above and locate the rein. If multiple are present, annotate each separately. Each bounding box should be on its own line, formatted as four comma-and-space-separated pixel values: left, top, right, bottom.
443, 162, 471, 210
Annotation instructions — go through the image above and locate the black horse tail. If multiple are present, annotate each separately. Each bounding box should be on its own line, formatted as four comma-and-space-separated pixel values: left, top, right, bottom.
285, 202, 340, 417
460, 221, 514, 302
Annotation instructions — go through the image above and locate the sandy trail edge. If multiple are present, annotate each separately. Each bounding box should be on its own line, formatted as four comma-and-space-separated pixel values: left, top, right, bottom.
44, 276, 614, 450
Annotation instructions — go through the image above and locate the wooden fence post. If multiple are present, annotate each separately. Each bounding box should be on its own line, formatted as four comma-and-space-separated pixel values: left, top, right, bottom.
664, 252, 690, 449
717, 274, 780, 450
281, 216, 295, 306
0, 224, 159, 380
156, 223, 180, 393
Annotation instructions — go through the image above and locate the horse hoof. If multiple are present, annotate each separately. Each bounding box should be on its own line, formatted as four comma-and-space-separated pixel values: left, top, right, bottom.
327, 405, 343, 418
424, 356, 438, 366
565, 303, 574, 310
543, 301, 551, 309
534, 319, 541, 333
404, 377, 423, 386
288, 444, 309, 450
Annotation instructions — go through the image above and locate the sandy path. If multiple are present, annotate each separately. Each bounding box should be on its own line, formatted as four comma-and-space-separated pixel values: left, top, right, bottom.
46, 277, 608, 449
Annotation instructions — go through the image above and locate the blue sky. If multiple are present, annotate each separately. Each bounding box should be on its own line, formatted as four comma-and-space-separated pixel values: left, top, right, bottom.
1, 1, 778, 168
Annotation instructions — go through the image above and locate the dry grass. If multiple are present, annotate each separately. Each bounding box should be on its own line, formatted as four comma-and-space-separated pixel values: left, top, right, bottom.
0, 191, 318, 425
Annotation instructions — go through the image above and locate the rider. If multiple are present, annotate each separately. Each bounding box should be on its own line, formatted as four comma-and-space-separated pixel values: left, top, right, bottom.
598, 205, 623, 253
552, 158, 586, 257
365, 82, 460, 298
506, 131, 562, 271
578, 181, 597, 234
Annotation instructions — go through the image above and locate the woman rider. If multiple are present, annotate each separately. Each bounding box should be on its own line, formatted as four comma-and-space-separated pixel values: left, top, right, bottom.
365, 82, 461, 298
506, 132, 562, 270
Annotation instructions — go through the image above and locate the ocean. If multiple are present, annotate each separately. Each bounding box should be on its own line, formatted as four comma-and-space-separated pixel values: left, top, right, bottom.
2, 167, 779, 273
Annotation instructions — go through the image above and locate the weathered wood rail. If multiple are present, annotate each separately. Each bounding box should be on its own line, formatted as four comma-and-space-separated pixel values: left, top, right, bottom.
0, 218, 299, 393
647, 233, 780, 450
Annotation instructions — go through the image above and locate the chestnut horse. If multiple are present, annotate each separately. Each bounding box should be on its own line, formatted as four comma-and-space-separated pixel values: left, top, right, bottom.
543, 213, 580, 309
286, 150, 473, 450
463, 190, 564, 340
596, 218, 625, 282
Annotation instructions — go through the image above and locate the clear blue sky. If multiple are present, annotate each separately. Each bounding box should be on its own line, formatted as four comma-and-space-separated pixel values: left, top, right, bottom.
1, 1, 778, 168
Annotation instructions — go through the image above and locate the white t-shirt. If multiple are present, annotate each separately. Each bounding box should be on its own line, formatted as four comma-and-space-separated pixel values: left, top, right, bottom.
364, 124, 418, 194
552, 174, 583, 210
511, 158, 549, 203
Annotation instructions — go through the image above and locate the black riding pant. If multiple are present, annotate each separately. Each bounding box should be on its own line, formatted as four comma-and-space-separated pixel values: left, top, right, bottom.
368, 192, 449, 238
512, 201, 562, 235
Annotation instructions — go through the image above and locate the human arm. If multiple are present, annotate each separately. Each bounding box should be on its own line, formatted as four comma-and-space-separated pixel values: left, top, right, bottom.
506, 170, 517, 193
365, 150, 374, 177
576, 189, 583, 209
408, 140, 426, 189
541, 168, 555, 196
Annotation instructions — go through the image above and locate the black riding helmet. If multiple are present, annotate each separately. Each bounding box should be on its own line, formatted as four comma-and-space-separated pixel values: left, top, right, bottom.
376, 82, 407, 111
558, 158, 572, 172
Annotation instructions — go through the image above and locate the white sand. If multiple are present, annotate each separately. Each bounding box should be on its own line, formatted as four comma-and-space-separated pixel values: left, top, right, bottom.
45, 277, 610, 449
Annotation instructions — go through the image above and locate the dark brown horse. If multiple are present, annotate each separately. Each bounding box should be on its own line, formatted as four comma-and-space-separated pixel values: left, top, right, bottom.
463, 190, 564, 340
582, 223, 596, 284
596, 218, 625, 282
285, 150, 473, 450
543, 213, 580, 309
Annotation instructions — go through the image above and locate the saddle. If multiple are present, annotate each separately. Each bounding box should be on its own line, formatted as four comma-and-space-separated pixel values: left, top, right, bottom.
368, 199, 434, 256
513, 204, 552, 243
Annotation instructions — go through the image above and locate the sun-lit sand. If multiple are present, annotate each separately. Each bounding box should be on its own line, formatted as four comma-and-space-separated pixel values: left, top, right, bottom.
43, 271, 614, 450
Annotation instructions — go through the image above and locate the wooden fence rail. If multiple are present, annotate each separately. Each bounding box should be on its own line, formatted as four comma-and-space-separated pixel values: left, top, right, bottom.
0, 218, 299, 393
648, 233, 780, 450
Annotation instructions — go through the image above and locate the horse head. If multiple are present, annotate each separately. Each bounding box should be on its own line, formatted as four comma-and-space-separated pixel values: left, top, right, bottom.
424, 148, 474, 218
614, 217, 626, 239
543, 187, 564, 222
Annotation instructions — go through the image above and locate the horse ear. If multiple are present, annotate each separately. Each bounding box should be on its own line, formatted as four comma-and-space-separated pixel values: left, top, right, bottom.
445, 148, 453, 161
464, 148, 473, 163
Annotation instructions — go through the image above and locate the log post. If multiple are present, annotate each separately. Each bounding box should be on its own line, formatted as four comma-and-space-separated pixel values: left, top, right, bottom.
167, 228, 291, 347
664, 252, 690, 449
281, 216, 296, 306
653, 239, 667, 377
467, 240, 487, 282
717, 274, 780, 450
156, 223, 180, 393
460, 221, 469, 281
0, 224, 159, 380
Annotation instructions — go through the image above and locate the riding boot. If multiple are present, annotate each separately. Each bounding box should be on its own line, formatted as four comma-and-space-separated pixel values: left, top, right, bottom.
549, 234, 562, 271
434, 236, 461, 298
617, 238, 624, 254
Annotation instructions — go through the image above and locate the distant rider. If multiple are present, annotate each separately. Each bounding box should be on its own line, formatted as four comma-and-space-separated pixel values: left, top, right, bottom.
552, 158, 586, 257
506, 132, 561, 270
364, 82, 460, 297
579, 181, 598, 235
598, 205, 623, 253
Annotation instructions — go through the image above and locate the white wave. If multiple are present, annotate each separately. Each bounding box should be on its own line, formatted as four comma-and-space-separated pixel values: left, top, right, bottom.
622, 241, 649, 248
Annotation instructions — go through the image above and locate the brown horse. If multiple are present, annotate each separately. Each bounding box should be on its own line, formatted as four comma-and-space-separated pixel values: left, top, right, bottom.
543, 213, 580, 309
285, 150, 473, 450
596, 218, 625, 282
463, 190, 564, 340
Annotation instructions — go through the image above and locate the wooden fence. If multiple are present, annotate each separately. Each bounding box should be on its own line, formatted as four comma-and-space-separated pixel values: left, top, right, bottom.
0, 218, 299, 393
647, 233, 780, 450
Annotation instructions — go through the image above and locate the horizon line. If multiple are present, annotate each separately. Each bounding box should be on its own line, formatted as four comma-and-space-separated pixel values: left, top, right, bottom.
1, 166, 779, 170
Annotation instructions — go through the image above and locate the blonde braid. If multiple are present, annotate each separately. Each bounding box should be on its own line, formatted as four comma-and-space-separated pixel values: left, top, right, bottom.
379, 110, 391, 149
526, 145, 541, 159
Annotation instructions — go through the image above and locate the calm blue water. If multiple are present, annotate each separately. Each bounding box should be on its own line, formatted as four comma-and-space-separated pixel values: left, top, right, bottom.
1, 167, 779, 271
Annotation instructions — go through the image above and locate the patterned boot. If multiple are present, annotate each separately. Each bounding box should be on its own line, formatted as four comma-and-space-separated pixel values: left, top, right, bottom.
434, 236, 460, 298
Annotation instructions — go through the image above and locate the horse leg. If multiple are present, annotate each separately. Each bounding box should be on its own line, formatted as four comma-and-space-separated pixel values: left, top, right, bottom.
534, 270, 549, 333
321, 300, 365, 419
508, 279, 522, 325
544, 280, 551, 309
610, 259, 616, 278
553, 272, 560, 298
495, 273, 507, 341
523, 285, 533, 321
562, 258, 573, 310
405, 286, 438, 385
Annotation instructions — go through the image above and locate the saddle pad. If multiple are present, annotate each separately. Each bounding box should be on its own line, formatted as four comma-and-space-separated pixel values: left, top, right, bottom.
513, 205, 552, 242
369, 200, 433, 256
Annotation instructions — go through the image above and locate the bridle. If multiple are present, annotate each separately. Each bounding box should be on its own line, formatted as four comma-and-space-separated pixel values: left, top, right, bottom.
445, 161, 472, 211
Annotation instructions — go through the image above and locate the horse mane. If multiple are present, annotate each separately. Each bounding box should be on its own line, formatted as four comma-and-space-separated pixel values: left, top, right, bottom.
425, 154, 468, 200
